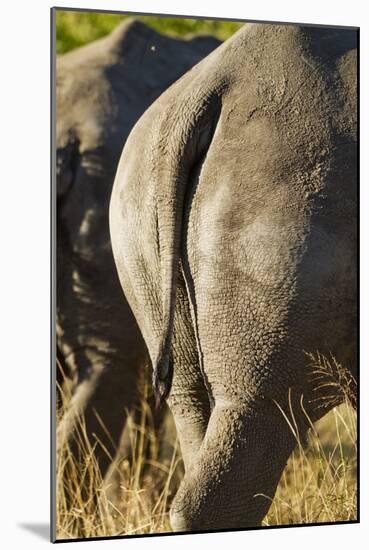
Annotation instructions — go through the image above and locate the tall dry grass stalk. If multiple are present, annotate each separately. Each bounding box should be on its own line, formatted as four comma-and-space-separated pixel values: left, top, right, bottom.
55, 356, 357, 539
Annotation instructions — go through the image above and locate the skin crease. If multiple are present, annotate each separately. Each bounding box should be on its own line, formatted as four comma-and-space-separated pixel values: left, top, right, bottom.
56, 17, 221, 494
110, 23, 357, 530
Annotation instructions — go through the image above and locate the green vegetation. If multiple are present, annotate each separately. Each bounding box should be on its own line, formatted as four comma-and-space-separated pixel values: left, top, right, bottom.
55, 9, 244, 54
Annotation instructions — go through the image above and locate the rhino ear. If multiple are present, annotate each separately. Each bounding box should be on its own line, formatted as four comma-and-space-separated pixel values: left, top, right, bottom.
56, 135, 80, 199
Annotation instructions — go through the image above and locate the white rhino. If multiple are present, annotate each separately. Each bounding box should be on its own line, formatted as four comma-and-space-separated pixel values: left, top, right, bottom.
110, 23, 357, 530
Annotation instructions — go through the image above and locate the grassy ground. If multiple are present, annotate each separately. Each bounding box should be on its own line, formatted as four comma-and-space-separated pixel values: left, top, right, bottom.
264, 402, 357, 526
56, 381, 357, 540
55, 9, 243, 53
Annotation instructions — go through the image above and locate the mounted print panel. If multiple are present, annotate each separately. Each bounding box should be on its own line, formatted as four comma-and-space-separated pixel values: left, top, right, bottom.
51, 7, 358, 542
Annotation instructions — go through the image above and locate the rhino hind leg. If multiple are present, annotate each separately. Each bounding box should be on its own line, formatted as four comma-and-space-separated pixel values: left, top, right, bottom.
169, 396, 297, 532
57, 350, 142, 499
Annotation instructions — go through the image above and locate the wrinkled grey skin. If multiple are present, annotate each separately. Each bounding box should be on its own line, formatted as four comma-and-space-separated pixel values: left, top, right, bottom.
110, 23, 357, 530
56, 18, 221, 480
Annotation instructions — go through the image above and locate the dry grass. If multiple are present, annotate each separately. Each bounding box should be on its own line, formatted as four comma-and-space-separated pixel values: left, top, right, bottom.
56, 372, 183, 539
264, 399, 357, 526
55, 360, 357, 540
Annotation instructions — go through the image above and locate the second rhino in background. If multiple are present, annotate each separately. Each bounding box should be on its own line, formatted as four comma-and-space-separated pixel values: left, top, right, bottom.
56, 18, 221, 489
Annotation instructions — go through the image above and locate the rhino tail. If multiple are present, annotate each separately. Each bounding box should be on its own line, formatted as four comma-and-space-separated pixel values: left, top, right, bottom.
152, 89, 222, 408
